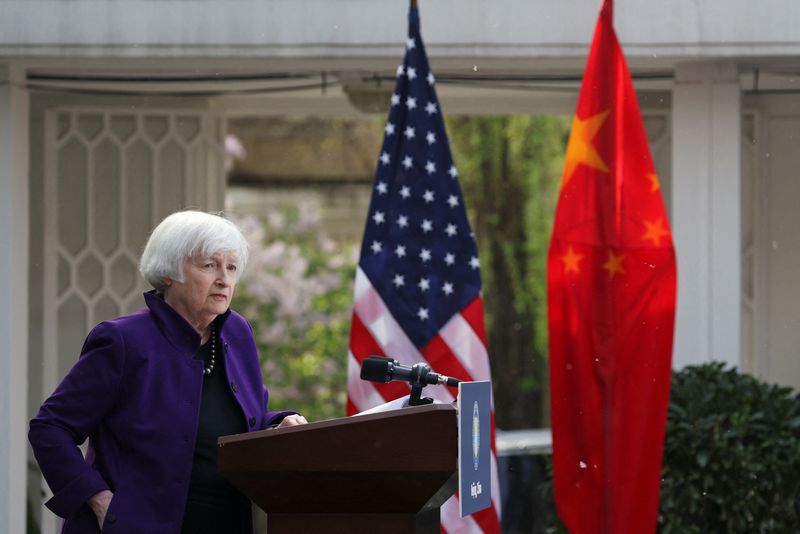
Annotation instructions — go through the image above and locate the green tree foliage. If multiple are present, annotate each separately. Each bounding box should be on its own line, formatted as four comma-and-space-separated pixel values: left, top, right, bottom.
447, 115, 570, 428
230, 205, 357, 422
659, 363, 800, 532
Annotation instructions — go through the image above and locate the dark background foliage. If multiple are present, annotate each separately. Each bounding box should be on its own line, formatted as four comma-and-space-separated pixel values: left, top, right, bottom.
447, 115, 569, 429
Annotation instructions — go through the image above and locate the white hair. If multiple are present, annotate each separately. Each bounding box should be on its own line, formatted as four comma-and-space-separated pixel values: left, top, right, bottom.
139, 210, 249, 292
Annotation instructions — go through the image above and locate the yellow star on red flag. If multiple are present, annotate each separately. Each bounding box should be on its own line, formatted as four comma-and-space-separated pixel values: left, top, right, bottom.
562, 110, 610, 188
560, 245, 584, 274
642, 218, 670, 246
602, 249, 625, 278
646, 173, 661, 193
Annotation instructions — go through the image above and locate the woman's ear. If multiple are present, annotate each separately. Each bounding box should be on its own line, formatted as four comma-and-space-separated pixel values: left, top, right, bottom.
162, 277, 173, 288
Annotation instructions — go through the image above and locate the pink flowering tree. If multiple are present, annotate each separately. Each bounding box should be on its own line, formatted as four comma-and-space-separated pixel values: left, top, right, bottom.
228, 202, 359, 422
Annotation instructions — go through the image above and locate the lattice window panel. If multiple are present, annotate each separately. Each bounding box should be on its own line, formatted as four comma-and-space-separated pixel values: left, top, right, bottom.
43, 108, 225, 381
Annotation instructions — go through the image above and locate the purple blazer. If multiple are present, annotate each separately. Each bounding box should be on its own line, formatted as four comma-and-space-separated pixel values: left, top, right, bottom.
29, 292, 296, 534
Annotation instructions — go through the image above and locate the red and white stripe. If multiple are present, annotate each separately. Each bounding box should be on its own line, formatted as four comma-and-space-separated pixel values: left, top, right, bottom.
347, 267, 501, 533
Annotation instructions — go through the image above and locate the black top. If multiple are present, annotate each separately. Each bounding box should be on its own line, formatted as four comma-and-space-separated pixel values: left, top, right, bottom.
181, 333, 249, 534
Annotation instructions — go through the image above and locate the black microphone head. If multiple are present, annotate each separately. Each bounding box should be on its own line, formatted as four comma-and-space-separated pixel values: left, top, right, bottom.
360, 356, 394, 383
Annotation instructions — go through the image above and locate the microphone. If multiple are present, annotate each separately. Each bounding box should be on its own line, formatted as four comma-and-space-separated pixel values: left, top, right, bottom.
360, 356, 462, 388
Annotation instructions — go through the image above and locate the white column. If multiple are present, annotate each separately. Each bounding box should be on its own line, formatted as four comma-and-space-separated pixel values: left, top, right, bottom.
0, 63, 29, 534
671, 62, 741, 369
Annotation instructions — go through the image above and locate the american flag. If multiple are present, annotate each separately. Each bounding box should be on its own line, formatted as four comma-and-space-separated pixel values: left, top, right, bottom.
345, 6, 501, 533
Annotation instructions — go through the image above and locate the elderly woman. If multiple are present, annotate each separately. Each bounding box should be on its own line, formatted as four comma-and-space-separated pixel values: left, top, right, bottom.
29, 210, 307, 534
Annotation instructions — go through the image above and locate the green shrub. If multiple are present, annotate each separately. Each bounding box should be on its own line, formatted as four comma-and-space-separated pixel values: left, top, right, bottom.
659, 362, 800, 533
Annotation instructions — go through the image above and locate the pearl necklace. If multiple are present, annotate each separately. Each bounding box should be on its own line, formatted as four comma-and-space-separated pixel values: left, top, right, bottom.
203, 324, 216, 376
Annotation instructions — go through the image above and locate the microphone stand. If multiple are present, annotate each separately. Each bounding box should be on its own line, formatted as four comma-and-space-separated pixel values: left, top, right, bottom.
407, 363, 435, 406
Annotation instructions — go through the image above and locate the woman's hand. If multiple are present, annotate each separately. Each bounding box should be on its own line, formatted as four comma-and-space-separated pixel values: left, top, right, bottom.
277, 414, 308, 428
88, 490, 114, 530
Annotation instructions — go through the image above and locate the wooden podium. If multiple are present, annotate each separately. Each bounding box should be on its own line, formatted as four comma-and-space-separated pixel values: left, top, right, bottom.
218, 403, 458, 533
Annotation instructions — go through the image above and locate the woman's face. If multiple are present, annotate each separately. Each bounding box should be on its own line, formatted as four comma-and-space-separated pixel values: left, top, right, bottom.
164, 252, 239, 328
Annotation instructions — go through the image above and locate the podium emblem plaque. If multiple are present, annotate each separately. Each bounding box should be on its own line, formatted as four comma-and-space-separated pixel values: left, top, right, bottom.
458, 381, 492, 517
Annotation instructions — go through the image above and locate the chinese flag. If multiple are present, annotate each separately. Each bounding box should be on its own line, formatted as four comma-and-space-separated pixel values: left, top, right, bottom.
547, 1, 677, 533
